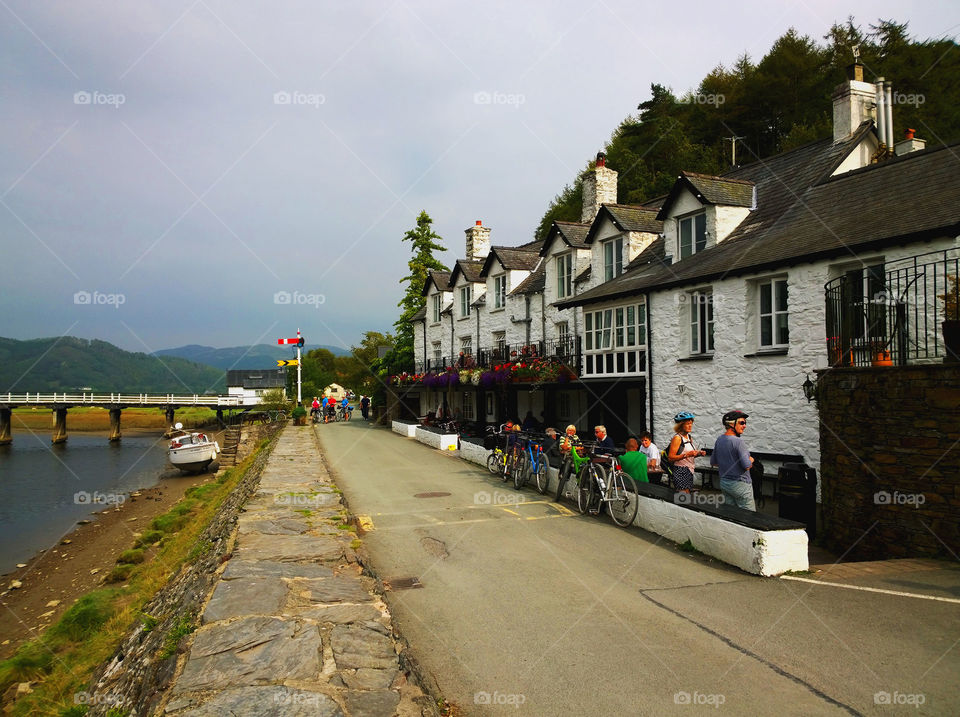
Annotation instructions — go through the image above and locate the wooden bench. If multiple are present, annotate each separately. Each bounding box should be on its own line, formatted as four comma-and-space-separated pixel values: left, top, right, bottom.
693, 451, 806, 506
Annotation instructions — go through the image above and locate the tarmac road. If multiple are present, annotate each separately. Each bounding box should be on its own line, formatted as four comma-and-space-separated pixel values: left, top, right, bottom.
316, 421, 960, 716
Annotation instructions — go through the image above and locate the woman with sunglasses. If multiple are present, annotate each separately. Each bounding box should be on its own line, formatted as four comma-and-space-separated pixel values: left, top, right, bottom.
712, 410, 756, 511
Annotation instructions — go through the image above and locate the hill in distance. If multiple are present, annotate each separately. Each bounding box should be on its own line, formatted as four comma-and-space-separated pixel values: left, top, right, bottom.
154, 343, 349, 370
0, 336, 226, 394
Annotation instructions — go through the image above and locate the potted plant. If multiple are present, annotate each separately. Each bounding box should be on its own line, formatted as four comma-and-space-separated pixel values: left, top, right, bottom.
939, 274, 960, 363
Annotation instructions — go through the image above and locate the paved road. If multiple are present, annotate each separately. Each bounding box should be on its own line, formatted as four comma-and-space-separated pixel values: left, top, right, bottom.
316, 422, 960, 716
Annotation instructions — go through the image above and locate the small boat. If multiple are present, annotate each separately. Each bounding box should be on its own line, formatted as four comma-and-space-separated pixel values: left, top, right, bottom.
168, 423, 220, 473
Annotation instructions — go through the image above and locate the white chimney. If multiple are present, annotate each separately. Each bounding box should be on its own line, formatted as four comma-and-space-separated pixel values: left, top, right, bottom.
875, 78, 887, 146
832, 61, 877, 143
581, 152, 618, 223
465, 220, 491, 261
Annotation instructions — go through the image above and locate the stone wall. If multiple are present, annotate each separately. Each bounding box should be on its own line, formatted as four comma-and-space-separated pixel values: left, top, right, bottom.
819, 364, 960, 560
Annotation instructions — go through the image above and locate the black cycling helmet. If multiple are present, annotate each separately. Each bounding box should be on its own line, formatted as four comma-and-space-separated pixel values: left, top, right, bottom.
722, 410, 749, 427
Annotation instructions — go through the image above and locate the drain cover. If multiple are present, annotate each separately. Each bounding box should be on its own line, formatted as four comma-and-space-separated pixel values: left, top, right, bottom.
414, 491, 451, 498
384, 577, 423, 590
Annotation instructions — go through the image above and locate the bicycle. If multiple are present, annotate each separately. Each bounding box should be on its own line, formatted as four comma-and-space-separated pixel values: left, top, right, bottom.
485, 425, 508, 477
503, 431, 524, 484
516, 433, 549, 493
573, 445, 609, 516
555, 442, 593, 502
580, 450, 639, 527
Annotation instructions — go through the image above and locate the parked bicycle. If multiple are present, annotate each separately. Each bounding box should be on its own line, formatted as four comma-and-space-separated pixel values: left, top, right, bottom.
514, 432, 549, 492
555, 442, 595, 503
579, 450, 639, 527
485, 425, 509, 478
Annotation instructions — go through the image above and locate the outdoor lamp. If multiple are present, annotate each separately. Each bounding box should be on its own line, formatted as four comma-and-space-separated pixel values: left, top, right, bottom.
802, 374, 816, 402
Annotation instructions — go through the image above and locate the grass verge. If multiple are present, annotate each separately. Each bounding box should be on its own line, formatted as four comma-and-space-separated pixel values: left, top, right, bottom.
0, 435, 274, 715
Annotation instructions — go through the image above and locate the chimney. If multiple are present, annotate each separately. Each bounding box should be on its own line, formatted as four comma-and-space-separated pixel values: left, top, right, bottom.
895, 128, 926, 156
832, 60, 876, 143
465, 220, 491, 261
581, 151, 618, 223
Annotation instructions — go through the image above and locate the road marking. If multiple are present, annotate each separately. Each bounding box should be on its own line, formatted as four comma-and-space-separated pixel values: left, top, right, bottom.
356, 515, 375, 532
551, 503, 576, 516
501, 508, 520, 516
781, 575, 960, 604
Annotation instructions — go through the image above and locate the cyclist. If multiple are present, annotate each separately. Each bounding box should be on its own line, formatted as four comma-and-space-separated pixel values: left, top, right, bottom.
667, 411, 706, 493
310, 396, 320, 420
325, 396, 337, 423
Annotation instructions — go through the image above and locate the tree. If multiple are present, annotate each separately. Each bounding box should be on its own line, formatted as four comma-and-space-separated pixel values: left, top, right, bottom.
389, 211, 448, 370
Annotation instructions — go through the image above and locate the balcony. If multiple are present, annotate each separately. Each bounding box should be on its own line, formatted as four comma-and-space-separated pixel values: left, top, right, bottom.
825, 248, 960, 367
415, 338, 582, 377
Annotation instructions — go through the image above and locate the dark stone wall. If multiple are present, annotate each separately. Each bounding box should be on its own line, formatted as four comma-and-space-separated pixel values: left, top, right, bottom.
818, 364, 960, 560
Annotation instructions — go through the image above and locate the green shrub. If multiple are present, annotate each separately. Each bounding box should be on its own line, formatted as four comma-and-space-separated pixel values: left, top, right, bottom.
105, 564, 134, 584
185, 483, 218, 501
151, 512, 189, 534
116, 549, 145, 564
159, 615, 195, 660
49, 590, 115, 642
134, 530, 163, 548
0, 640, 55, 691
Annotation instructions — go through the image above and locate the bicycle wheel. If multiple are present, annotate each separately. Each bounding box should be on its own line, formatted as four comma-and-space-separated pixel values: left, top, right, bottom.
501, 451, 514, 482
576, 465, 596, 514
486, 452, 501, 475
555, 461, 570, 502
607, 471, 639, 527
534, 459, 550, 494
513, 453, 528, 490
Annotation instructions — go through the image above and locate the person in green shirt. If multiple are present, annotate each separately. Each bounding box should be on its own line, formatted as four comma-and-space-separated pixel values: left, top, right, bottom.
619, 437, 649, 483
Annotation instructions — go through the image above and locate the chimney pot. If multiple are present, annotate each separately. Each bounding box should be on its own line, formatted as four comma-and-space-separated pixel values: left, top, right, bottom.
905, 128, 915, 140
596, 151, 606, 168
476, 220, 482, 226
847, 61, 864, 82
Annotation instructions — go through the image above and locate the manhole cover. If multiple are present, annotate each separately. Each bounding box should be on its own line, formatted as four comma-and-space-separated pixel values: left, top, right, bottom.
384, 577, 422, 590
414, 491, 451, 498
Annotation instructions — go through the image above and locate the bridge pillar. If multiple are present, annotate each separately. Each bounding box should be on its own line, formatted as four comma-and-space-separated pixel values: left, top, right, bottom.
109, 408, 122, 442
0, 408, 11, 445
216, 408, 224, 428
165, 407, 175, 426
51, 408, 68, 444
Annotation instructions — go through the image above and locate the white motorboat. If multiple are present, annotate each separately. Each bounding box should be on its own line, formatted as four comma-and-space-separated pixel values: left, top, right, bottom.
168, 423, 220, 473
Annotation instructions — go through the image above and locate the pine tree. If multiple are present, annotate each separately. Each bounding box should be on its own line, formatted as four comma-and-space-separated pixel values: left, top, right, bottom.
389, 211, 448, 371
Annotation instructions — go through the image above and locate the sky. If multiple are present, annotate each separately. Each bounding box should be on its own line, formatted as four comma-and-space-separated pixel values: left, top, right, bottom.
2, 0, 957, 357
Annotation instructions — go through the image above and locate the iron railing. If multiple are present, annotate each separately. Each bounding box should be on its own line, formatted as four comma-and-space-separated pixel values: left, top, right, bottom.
825, 248, 960, 367
414, 338, 583, 376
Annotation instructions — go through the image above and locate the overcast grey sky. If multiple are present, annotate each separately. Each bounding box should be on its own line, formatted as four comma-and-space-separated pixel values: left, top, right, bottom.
2, 1, 956, 355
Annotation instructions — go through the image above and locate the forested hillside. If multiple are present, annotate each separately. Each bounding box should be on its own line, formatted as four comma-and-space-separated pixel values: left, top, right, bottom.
535, 19, 960, 239
0, 337, 225, 393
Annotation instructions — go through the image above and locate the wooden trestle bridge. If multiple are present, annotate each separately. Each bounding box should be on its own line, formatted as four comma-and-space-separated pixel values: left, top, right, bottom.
0, 393, 251, 445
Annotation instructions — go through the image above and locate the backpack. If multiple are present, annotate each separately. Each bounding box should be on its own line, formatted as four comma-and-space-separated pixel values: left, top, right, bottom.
749, 457, 765, 507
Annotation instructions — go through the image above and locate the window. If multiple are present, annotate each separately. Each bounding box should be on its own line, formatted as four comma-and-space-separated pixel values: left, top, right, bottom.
689, 289, 714, 354
460, 336, 472, 356
759, 279, 789, 348
462, 391, 474, 420
432, 342, 441, 363
460, 286, 472, 317
432, 294, 442, 323
603, 239, 623, 281
556, 321, 569, 341
679, 213, 707, 259
557, 392, 571, 420
493, 331, 506, 358
556, 254, 573, 298
582, 302, 647, 376
494, 275, 507, 309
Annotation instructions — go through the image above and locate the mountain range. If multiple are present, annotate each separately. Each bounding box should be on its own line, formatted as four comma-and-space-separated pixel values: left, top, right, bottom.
153, 343, 349, 369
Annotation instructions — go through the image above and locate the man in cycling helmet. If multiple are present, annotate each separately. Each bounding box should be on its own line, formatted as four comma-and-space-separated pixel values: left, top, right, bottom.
711, 410, 755, 510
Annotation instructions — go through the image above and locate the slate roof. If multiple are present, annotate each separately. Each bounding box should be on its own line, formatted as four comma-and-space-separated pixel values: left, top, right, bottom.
584, 205, 663, 244
421, 271, 451, 295
560, 125, 960, 308
513, 264, 545, 295
449, 260, 485, 285
480, 246, 542, 276
539, 221, 591, 257
411, 306, 427, 322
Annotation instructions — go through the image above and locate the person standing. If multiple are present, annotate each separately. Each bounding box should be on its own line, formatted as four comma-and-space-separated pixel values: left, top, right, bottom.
712, 410, 755, 511
667, 411, 706, 493
360, 395, 370, 420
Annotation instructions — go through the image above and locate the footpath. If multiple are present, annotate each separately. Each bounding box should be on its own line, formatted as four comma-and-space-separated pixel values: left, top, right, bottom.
161, 425, 431, 717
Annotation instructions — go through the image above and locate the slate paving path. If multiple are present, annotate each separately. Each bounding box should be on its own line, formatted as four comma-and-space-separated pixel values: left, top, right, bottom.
163, 425, 430, 717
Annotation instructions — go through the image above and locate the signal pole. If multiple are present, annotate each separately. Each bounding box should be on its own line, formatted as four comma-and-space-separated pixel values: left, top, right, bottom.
724, 135, 745, 167
297, 328, 302, 404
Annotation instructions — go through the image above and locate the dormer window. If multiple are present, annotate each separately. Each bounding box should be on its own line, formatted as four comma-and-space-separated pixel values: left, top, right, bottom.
432, 294, 442, 323
602, 239, 623, 281
494, 275, 507, 309
460, 286, 472, 317
679, 212, 707, 260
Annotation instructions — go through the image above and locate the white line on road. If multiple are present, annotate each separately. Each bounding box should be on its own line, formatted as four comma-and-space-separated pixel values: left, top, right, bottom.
781, 575, 960, 604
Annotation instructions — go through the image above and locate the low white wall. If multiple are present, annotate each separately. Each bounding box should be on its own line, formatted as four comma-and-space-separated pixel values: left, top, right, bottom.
459, 441, 488, 467
391, 420, 418, 438
415, 427, 458, 451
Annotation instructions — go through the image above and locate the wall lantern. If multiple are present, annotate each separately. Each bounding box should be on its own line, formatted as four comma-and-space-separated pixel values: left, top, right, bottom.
802, 374, 817, 402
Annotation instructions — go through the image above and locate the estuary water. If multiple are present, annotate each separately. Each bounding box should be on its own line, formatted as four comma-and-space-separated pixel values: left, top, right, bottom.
0, 431, 173, 574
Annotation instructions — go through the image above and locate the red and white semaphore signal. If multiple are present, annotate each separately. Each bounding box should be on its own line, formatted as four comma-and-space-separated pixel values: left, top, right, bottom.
277, 329, 304, 402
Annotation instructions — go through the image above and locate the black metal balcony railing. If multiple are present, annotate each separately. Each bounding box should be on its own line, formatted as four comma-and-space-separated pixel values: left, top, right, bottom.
414, 338, 582, 376
825, 248, 960, 367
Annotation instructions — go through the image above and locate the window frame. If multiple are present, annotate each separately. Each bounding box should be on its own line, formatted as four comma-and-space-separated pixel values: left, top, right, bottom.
689, 289, 714, 355
556, 253, 573, 299
602, 238, 623, 281
678, 212, 707, 260
758, 278, 789, 349
460, 285, 472, 317
460, 335, 472, 356
431, 294, 442, 323
493, 274, 507, 309
582, 301, 647, 377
